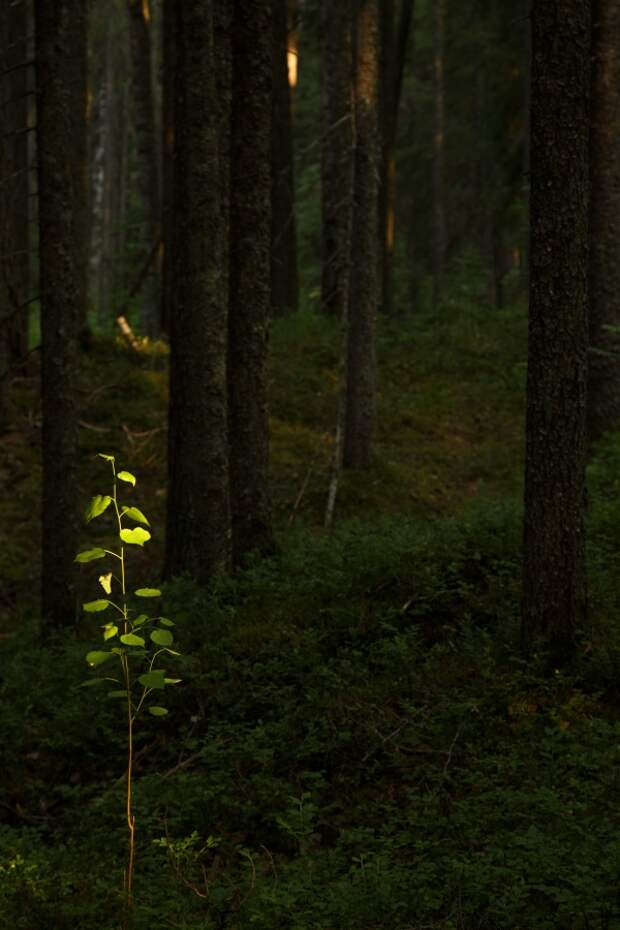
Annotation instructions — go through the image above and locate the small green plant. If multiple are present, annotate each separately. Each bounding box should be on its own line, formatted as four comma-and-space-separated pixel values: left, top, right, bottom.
76, 453, 182, 919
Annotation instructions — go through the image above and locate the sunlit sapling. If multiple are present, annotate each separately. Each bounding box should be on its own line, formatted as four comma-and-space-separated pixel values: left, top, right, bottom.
76, 453, 182, 910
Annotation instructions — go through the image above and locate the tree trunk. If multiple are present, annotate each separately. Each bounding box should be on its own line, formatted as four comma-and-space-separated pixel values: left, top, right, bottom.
378, 0, 415, 315
521, 0, 590, 663
319, 0, 354, 319
160, 0, 174, 334
164, 0, 231, 582
271, 0, 299, 317
588, 0, 620, 443
228, 0, 275, 566
68, 0, 89, 339
343, 0, 380, 469
126, 0, 160, 335
431, 0, 445, 312
35, 0, 84, 628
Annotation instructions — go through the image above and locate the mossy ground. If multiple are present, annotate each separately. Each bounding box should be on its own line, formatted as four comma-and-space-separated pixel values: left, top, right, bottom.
1, 296, 619, 929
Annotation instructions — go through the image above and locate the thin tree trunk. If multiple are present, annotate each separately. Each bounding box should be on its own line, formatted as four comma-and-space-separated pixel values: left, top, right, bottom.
271, 0, 299, 317
343, 0, 380, 469
320, 0, 354, 319
588, 0, 620, 443
431, 0, 445, 312
164, 0, 231, 582
521, 0, 590, 663
228, 0, 275, 565
160, 0, 174, 334
35, 0, 83, 628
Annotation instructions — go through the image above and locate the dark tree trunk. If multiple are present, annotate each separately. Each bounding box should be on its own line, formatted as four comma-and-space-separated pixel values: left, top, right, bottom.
164, 0, 231, 583
431, 0, 446, 312
343, 0, 380, 469
319, 0, 354, 319
160, 0, 174, 335
0, 6, 10, 431
126, 0, 160, 334
35, 0, 84, 628
228, 0, 275, 566
588, 0, 620, 443
68, 0, 88, 338
378, 0, 414, 315
271, 0, 299, 317
521, 0, 591, 663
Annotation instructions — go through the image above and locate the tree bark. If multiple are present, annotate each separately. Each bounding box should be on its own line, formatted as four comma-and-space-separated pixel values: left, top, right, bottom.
35, 0, 84, 628
159, 0, 174, 334
228, 0, 275, 565
343, 0, 380, 469
164, 0, 231, 582
271, 0, 299, 317
431, 0, 445, 312
521, 0, 591, 663
319, 0, 354, 320
588, 0, 620, 443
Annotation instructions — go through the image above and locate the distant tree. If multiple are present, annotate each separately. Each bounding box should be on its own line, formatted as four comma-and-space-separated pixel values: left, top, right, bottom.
35, 0, 85, 627
0, 5, 10, 431
521, 0, 591, 662
164, 0, 231, 582
431, 0, 445, 312
588, 0, 620, 442
228, 0, 275, 565
160, 0, 174, 334
343, 0, 380, 469
319, 0, 354, 320
271, 0, 299, 317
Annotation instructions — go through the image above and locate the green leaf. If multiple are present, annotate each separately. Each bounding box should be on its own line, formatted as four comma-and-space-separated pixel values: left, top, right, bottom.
121, 506, 149, 526
120, 633, 145, 646
151, 629, 173, 647
86, 650, 114, 667
138, 670, 166, 690
98, 453, 115, 462
75, 548, 106, 563
80, 677, 118, 687
158, 617, 175, 627
160, 647, 181, 656
107, 690, 130, 699
149, 706, 168, 717
120, 527, 151, 547
135, 587, 161, 598
83, 599, 111, 613
117, 470, 136, 486
133, 613, 149, 627
165, 678, 182, 685
103, 623, 118, 641
85, 495, 112, 523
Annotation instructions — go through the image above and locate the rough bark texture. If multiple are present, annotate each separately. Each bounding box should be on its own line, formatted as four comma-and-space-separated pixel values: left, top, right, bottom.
126, 0, 160, 333
431, 0, 446, 312
165, 0, 231, 582
159, 0, 174, 334
588, 0, 620, 442
343, 0, 380, 469
35, 0, 83, 627
271, 0, 299, 317
320, 0, 354, 319
228, 0, 275, 565
522, 0, 590, 662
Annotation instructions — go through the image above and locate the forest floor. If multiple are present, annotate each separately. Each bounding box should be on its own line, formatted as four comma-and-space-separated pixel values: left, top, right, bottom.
1, 295, 620, 929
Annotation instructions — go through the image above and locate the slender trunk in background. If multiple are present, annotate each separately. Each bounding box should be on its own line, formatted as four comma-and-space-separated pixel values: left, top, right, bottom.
588, 0, 620, 443
160, 0, 174, 334
378, 0, 415, 315
431, 0, 445, 311
228, 0, 275, 565
319, 0, 354, 318
164, 0, 231, 582
343, 0, 380, 469
35, 0, 83, 628
68, 0, 89, 338
126, 0, 160, 335
0, 6, 10, 430
522, 0, 531, 291
521, 0, 590, 663
271, 0, 299, 317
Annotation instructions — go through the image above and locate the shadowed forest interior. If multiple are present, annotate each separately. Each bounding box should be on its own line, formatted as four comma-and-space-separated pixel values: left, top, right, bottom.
1, 0, 620, 927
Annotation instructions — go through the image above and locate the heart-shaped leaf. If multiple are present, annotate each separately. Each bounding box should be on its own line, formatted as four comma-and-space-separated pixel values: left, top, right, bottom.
117, 470, 136, 486
121, 506, 150, 526
133, 613, 149, 627
135, 588, 161, 598
102, 623, 118, 641
85, 495, 112, 522
138, 670, 166, 690
158, 617, 175, 627
120, 527, 151, 547
99, 572, 113, 594
86, 650, 114, 667
120, 633, 145, 646
83, 599, 111, 613
151, 629, 173, 647
149, 706, 168, 717
75, 548, 106, 563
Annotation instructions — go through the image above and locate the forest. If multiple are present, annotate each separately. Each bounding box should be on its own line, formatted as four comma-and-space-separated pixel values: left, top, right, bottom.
0, 0, 619, 927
